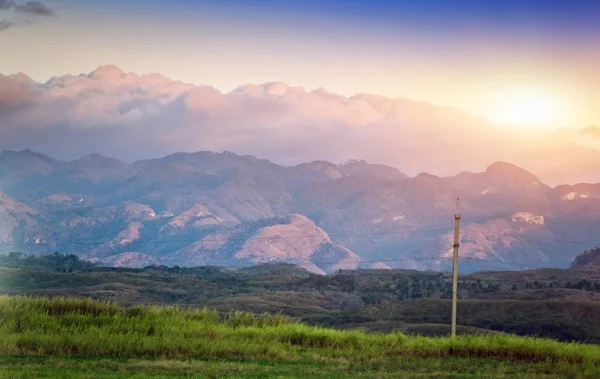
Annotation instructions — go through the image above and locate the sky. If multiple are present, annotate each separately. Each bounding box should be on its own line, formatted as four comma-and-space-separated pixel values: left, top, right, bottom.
1, 0, 599, 129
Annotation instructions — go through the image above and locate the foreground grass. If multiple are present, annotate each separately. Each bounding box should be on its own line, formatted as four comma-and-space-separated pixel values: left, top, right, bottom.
5, 265, 600, 343
1, 356, 589, 378
1, 296, 599, 378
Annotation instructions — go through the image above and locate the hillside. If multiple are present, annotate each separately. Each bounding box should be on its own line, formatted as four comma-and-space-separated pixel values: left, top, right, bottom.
3, 253, 600, 343
1, 296, 599, 378
572, 247, 600, 268
1, 149, 600, 272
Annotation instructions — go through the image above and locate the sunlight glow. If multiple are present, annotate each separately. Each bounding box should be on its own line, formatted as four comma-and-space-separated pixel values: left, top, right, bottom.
485, 89, 564, 128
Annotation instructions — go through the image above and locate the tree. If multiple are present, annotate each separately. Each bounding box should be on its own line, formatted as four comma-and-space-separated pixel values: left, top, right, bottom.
8, 252, 23, 260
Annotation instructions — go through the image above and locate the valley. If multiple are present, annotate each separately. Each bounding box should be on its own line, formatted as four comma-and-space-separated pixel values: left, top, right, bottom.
2, 249, 600, 343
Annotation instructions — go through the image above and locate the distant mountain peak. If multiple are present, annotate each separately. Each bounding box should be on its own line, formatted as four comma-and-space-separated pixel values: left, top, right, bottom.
70, 153, 127, 169
76, 153, 108, 160
485, 161, 541, 182
339, 159, 369, 167
571, 247, 600, 268
487, 161, 528, 172
0, 149, 59, 164
414, 172, 442, 182
444, 161, 548, 196
300, 160, 336, 168
75, 152, 121, 161
338, 159, 407, 181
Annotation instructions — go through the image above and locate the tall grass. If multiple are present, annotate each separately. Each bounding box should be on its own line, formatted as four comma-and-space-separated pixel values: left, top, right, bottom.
0, 295, 599, 375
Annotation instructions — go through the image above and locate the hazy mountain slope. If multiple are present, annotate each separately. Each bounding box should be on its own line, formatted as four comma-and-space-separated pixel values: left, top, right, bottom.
445, 161, 551, 197
0, 191, 56, 246
154, 214, 366, 274
571, 247, 600, 268
0, 149, 598, 273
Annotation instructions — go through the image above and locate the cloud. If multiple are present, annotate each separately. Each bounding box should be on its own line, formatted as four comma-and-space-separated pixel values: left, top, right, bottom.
0, 1, 15, 10
0, 73, 41, 110
0, 0, 54, 32
581, 125, 600, 138
0, 1, 15, 31
0, 65, 599, 185
1, 0, 54, 15
0, 19, 14, 30
15, 1, 54, 16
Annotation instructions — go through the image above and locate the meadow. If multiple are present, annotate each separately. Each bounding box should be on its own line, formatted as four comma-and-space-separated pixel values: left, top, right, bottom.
3, 256, 600, 343
1, 296, 599, 378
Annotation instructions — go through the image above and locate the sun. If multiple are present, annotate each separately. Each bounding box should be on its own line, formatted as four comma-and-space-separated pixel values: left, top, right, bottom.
502, 92, 555, 125
484, 89, 562, 128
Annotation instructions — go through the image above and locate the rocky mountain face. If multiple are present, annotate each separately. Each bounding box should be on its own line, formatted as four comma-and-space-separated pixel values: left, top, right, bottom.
0, 149, 598, 273
572, 247, 600, 269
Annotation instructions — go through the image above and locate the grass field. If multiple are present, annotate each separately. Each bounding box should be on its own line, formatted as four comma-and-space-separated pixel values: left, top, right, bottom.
4, 262, 600, 343
1, 296, 599, 378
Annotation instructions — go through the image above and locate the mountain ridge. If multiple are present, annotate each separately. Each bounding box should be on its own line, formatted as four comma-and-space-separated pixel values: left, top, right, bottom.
0, 149, 556, 186
0, 149, 598, 274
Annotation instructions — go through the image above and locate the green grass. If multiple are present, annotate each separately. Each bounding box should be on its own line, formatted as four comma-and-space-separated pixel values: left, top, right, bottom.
1, 296, 599, 377
0, 356, 591, 378
6, 265, 600, 343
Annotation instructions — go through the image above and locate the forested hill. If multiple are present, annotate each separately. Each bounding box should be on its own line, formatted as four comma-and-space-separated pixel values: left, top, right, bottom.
2, 251, 600, 343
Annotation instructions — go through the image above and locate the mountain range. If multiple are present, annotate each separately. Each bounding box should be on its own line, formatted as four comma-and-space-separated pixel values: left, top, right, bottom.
1, 149, 598, 274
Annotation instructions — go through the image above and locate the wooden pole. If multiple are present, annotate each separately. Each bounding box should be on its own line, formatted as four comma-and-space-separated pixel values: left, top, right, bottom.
451, 198, 461, 338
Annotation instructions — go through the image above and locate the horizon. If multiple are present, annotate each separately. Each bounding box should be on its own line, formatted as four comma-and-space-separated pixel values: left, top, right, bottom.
0, 146, 575, 187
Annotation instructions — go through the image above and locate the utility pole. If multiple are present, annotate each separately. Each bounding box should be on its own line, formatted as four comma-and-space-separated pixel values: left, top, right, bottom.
451, 198, 461, 338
